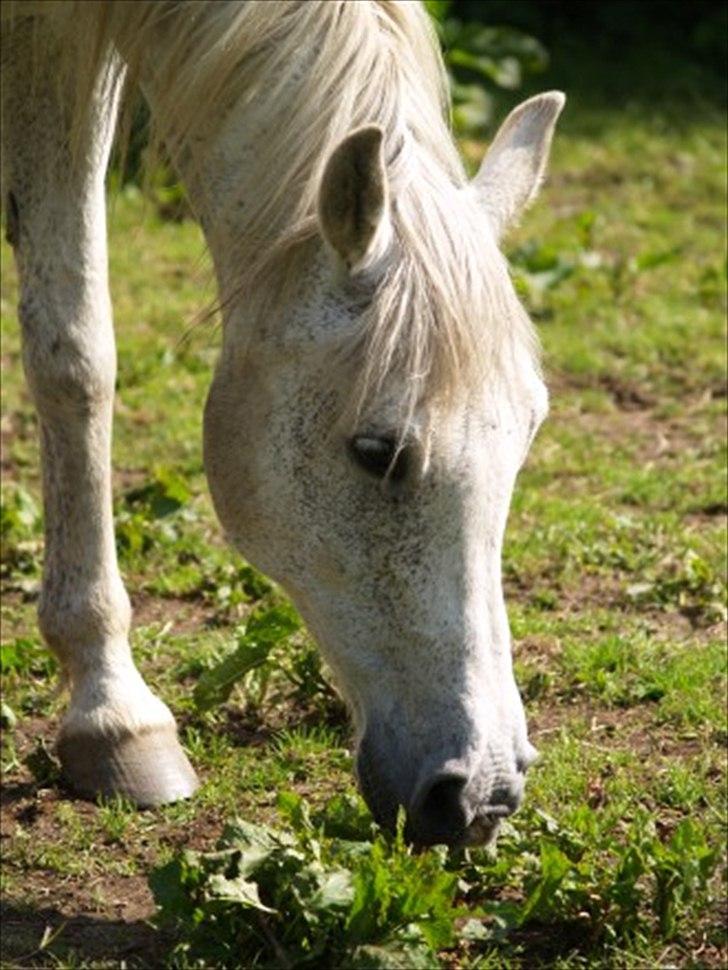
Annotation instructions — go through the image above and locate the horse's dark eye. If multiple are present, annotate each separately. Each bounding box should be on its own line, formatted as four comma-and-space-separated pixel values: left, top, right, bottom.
348, 436, 408, 483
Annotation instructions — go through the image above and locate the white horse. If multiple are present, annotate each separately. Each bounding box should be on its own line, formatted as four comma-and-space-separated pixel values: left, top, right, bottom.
1, 0, 563, 847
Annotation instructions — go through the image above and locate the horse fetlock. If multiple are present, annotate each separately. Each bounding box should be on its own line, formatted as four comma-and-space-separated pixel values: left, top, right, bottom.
38, 587, 131, 675
57, 664, 198, 806
61, 659, 174, 737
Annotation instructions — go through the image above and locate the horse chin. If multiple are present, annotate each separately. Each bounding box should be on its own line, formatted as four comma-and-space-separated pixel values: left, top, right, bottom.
462, 815, 502, 848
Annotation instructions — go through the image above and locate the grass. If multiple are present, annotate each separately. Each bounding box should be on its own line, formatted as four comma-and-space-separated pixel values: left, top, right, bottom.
1, 38, 726, 970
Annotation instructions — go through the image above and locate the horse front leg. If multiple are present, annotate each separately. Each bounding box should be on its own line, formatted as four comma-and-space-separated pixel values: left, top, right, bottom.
2, 21, 197, 805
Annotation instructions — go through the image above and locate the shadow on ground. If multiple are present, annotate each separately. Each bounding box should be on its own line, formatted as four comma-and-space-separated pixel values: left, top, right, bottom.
1, 902, 170, 968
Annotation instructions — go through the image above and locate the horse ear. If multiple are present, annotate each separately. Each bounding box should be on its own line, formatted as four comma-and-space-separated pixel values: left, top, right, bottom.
472, 91, 565, 239
318, 125, 391, 271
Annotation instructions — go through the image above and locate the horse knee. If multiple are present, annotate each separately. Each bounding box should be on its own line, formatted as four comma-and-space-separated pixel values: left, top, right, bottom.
18, 287, 116, 416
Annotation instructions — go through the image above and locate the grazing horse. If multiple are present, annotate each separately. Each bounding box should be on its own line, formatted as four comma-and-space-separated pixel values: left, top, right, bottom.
1, 0, 564, 847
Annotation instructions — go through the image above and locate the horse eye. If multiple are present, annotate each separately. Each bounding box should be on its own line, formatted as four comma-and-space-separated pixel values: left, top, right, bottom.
348, 436, 408, 483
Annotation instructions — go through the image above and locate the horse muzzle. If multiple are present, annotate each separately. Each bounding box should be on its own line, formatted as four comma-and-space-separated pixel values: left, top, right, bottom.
356, 729, 536, 847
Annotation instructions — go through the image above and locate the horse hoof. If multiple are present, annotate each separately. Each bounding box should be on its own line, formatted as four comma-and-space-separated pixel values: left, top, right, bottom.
56, 723, 199, 807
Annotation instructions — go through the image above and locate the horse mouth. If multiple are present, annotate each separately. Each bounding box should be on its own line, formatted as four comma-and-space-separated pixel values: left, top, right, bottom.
407, 805, 510, 850
408, 814, 503, 850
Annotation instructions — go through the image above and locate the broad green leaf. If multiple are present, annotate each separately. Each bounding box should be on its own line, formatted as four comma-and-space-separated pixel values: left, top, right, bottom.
245, 603, 301, 643
277, 790, 313, 833
193, 638, 272, 711
316, 793, 373, 841
309, 869, 355, 912
194, 605, 302, 711
149, 851, 206, 921
206, 873, 276, 912
519, 842, 572, 924
220, 818, 292, 851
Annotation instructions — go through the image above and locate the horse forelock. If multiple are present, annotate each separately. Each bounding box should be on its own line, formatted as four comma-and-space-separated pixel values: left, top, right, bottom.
343, 154, 540, 430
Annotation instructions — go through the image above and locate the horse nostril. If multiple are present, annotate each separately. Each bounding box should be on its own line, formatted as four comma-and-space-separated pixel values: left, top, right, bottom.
487, 782, 523, 816
410, 773, 469, 845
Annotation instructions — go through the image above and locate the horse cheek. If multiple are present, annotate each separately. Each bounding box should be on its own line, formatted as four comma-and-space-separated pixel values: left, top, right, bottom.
203, 366, 268, 549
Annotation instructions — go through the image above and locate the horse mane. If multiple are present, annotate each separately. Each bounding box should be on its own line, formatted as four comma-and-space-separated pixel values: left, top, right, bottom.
3, 0, 538, 423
